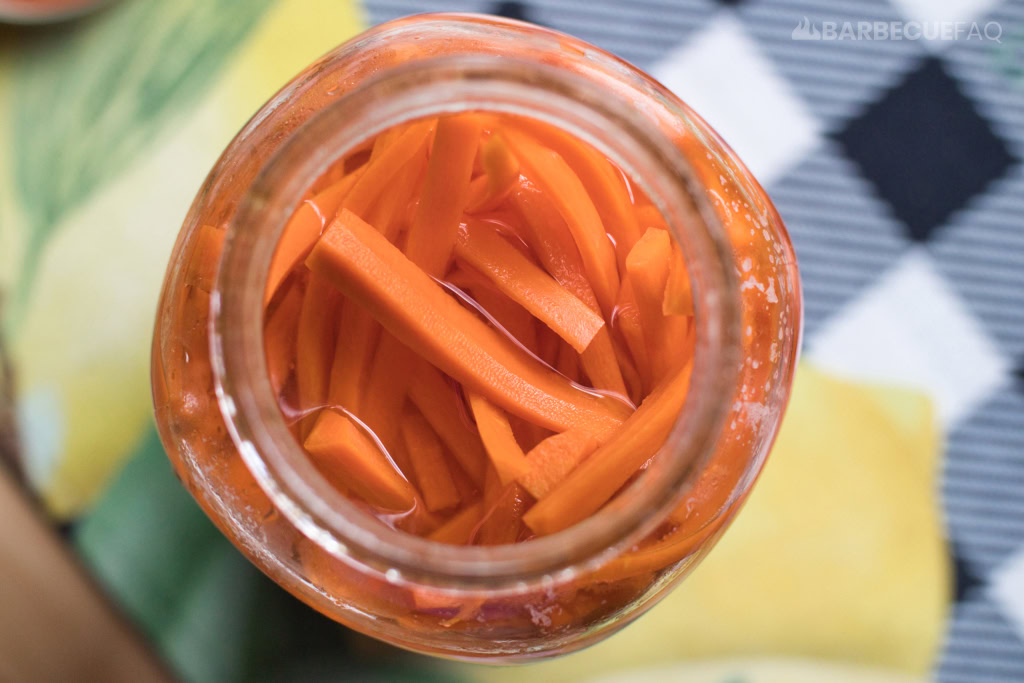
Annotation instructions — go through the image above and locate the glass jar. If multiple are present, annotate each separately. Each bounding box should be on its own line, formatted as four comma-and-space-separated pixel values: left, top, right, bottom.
152, 13, 801, 661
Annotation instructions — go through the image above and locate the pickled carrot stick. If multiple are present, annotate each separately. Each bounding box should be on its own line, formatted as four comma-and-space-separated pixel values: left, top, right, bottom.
428, 501, 484, 545
304, 410, 417, 511
445, 266, 538, 350
307, 209, 630, 438
444, 451, 481, 502
405, 114, 485, 276
369, 126, 401, 161
474, 466, 529, 545
455, 220, 605, 353
519, 429, 600, 500
509, 415, 551, 453
611, 330, 644, 405
523, 362, 692, 535
503, 130, 620, 316
663, 240, 694, 316
556, 340, 581, 383
466, 132, 520, 213
326, 302, 380, 414
365, 145, 428, 242
264, 277, 303, 395
264, 170, 362, 305
400, 409, 461, 512
407, 364, 487, 486
511, 182, 628, 396
613, 277, 652, 392
505, 117, 642, 264
467, 391, 532, 485
360, 115, 484, 448
295, 272, 343, 436
626, 228, 674, 378
635, 203, 668, 232
344, 118, 435, 218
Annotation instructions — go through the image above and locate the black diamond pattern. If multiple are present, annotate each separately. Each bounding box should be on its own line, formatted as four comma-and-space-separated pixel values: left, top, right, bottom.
952, 545, 984, 602
491, 1, 533, 22
835, 57, 1015, 242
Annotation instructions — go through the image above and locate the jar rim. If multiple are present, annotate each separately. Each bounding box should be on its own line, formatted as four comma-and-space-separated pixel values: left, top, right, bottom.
211, 16, 743, 588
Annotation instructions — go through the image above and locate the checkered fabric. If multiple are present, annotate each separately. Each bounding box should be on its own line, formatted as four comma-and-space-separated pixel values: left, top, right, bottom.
364, 0, 1024, 678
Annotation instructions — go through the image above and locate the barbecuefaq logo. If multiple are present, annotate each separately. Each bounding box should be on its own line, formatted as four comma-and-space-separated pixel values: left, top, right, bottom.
792, 16, 1002, 42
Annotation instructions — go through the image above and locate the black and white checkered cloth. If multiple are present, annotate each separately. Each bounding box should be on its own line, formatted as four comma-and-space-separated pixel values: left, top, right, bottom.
365, 0, 1024, 678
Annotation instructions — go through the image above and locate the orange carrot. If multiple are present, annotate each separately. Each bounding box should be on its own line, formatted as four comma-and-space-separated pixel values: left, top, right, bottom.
444, 451, 481, 502
455, 220, 605, 353
428, 502, 484, 545
304, 410, 417, 511
613, 277, 652, 392
360, 115, 484, 448
307, 209, 630, 438
265, 170, 362, 305
445, 266, 538, 351
511, 182, 628, 397
556, 339, 581, 384
466, 132, 520, 213
264, 276, 303, 396
503, 129, 620, 316
663, 240, 694, 316
509, 415, 551, 453
365, 145, 428, 242
474, 466, 529, 545
326, 302, 380, 414
626, 227, 674, 379
400, 409, 461, 512
519, 429, 600, 500
635, 203, 668, 232
344, 118, 435, 218
407, 364, 487, 486
467, 391, 531, 485
505, 116, 642, 265
295, 273, 343, 436
523, 362, 692, 535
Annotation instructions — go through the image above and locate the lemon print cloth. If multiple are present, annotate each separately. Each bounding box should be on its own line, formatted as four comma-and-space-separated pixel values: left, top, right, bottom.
1, 2, 950, 682
0, 0, 363, 517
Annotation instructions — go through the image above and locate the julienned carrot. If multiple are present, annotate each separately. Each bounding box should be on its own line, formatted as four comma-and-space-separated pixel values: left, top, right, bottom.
519, 430, 600, 500
326, 301, 380, 414
635, 203, 668, 232
467, 391, 532, 485
626, 228, 674, 378
474, 466, 529, 545
611, 330, 644, 405
556, 340, 581, 384
359, 115, 484, 449
265, 170, 362, 306
663, 240, 694, 316
295, 272, 343, 436
522, 362, 692, 535
304, 410, 417, 511
511, 182, 628, 397
428, 501, 484, 545
307, 209, 630, 438
455, 220, 605, 354
400, 409, 461, 512
264, 277, 303, 395
405, 114, 485, 276
365, 146, 428, 242
344, 119, 435, 218
503, 129, 620, 317
613, 277, 652, 392
407, 364, 487, 486
505, 117, 642, 264
466, 132, 520, 213
509, 415, 551, 453
445, 266, 538, 351
444, 451, 481, 502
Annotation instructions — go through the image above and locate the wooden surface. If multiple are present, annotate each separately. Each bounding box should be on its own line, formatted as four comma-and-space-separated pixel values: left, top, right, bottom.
0, 466, 173, 682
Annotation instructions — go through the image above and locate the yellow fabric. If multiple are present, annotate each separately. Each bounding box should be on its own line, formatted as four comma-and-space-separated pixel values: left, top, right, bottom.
469, 364, 949, 681
0, 0, 363, 517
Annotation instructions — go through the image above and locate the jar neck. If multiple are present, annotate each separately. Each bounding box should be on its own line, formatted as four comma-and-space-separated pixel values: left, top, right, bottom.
212, 51, 741, 588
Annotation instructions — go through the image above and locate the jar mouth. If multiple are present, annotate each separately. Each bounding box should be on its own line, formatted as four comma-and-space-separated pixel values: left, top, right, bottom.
212, 32, 741, 588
